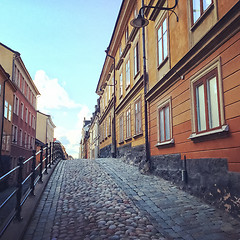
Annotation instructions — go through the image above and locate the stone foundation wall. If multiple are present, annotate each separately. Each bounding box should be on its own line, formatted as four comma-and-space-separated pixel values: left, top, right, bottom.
150, 154, 240, 219
99, 144, 112, 158
117, 143, 146, 166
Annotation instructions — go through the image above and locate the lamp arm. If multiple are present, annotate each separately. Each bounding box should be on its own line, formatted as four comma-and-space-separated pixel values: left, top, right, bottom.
139, 0, 178, 17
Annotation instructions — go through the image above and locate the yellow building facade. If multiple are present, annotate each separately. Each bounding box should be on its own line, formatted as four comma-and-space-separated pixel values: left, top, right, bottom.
96, 0, 148, 164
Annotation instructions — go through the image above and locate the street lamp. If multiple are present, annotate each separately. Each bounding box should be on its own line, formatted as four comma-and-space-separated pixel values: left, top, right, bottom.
105, 47, 117, 158
130, 0, 178, 169
130, 0, 178, 28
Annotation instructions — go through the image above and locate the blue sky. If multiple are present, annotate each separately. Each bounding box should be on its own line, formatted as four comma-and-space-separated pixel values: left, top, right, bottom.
0, 0, 122, 158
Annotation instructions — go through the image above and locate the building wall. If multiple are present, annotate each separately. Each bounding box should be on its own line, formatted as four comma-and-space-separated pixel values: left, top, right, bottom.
146, 0, 240, 216
0, 45, 14, 79
98, 0, 147, 161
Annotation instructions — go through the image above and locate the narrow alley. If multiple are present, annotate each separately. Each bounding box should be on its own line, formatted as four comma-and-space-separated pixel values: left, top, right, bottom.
21, 159, 240, 240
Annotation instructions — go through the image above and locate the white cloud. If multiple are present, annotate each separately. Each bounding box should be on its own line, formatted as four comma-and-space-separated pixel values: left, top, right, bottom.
34, 70, 80, 112
33, 70, 92, 159
54, 106, 91, 158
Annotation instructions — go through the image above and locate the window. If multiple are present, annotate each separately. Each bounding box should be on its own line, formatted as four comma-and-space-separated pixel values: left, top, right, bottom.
21, 102, 24, 120
0, 84, 2, 96
22, 78, 25, 93
135, 98, 142, 135
119, 72, 123, 97
26, 107, 28, 123
28, 135, 31, 149
190, 58, 227, 139
31, 137, 35, 149
108, 116, 111, 136
19, 129, 23, 147
105, 91, 107, 107
126, 107, 131, 138
12, 125, 14, 142
192, 0, 212, 24
109, 81, 111, 101
26, 85, 29, 99
25, 132, 27, 148
8, 105, 12, 121
102, 122, 104, 141
119, 44, 122, 57
134, 42, 140, 77
158, 102, 172, 143
32, 116, 35, 129
194, 69, 220, 133
125, 26, 129, 43
157, 17, 168, 66
13, 126, 18, 144
14, 96, 19, 115
6, 136, 10, 151
4, 101, 8, 118
2, 133, 6, 151
105, 120, 108, 138
119, 114, 124, 142
29, 112, 31, 126
126, 59, 130, 88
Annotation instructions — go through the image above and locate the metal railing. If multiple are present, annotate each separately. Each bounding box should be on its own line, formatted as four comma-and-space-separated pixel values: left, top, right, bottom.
0, 142, 62, 237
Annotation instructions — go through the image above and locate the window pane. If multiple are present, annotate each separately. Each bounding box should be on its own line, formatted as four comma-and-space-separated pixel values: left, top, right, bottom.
158, 26, 163, 64
196, 84, 206, 131
8, 105, 12, 121
203, 0, 211, 11
4, 101, 8, 118
163, 29, 168, 60
207, 77, 220, 129
165, 106, 170, 140
193, 0, 201, 23
160, 109, 165, 141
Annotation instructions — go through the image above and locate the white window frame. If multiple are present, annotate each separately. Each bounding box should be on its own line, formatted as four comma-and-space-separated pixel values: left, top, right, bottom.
134, 42, 140, 77
21, 102, 24, 120
119, 71, 123, 98
156, 98, 174, 147
125, 58, 130, 88
126, 107, 131, 139
26, 107, 28, 124
157, 16, 168, 66
134, 97, 142, 135
189, 57, 227, 139
4, 101, 8, 119
8, 104, 12, 121
119, 114, 124, 143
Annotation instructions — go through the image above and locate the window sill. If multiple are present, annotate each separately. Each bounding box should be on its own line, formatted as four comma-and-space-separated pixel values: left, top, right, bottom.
157, 57, 168, 71
191, 4, 214, 31
133, 132, 143, 139
134, 71, 140, 80
155, 138, 174, 147
125, 136, 132, 142
189, 125, 229, 140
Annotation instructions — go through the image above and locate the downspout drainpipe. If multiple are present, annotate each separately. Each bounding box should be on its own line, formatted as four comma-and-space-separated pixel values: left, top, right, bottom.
142, 0, 151, 169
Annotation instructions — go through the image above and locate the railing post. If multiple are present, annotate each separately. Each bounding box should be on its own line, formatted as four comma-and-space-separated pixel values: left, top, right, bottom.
16, 156, 24, 221
31, 150, 36, 196
52, 142, 55, 163
49, 142, 52, 168
39, 146, 43, 182
45, 143, 48, 174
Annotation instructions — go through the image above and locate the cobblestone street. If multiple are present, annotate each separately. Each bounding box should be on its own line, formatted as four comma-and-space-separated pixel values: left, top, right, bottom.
23, 159, 240, 240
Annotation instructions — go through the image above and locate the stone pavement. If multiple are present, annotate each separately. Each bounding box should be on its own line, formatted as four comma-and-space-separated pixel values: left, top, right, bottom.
23, 158, 240, 240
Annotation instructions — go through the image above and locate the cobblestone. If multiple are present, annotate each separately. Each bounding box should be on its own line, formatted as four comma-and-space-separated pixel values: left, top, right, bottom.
23, 158, 240, 240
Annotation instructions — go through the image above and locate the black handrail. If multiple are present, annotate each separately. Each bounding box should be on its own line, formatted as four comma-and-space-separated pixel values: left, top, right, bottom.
0, 142, 61, 237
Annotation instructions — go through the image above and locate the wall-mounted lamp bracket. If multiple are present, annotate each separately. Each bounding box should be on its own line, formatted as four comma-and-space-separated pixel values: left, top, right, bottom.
130, 0, 178, 28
